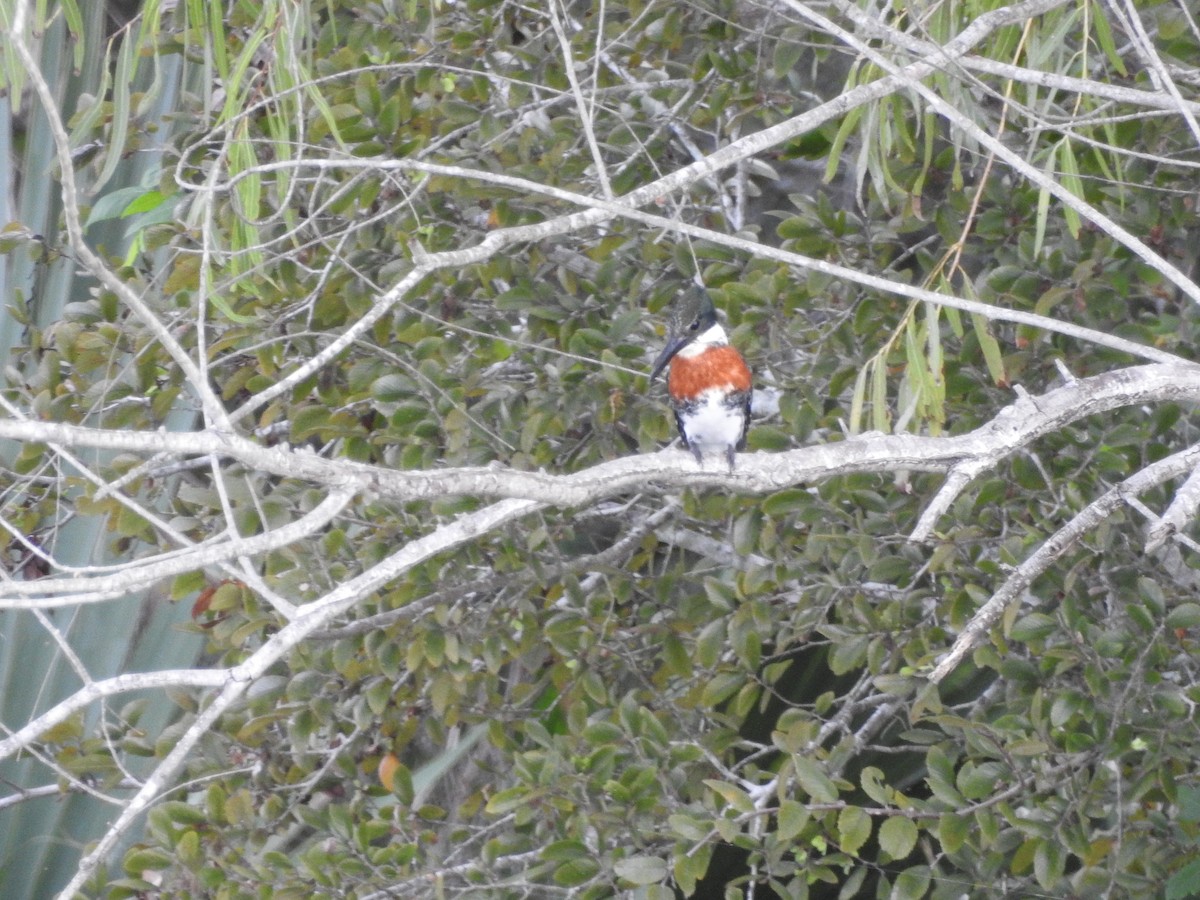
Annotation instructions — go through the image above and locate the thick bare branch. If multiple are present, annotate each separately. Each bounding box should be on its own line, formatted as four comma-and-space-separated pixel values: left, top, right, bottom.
1144, 457, 1200, 553
34, 358, 1195, 892
0, 366, 1195, 554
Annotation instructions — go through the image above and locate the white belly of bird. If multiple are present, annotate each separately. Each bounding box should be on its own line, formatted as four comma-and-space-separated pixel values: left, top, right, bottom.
682, 389, 743, 454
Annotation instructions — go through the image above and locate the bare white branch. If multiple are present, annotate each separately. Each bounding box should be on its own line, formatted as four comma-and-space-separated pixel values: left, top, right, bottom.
929, 445, 1200, 682
0, 487, 353, 609
792, 0, 1200, 308
175, 0, 1082, 425
548, 0, 614, 199
0, 670, 230, 763
8, 0, 230, 430
216, 156, 1188, 369
0, 365, 1195, 551
54, 496, 540, 898
1144, 457, 1200, 553
1112, 0, 1200, 146
4, 0, 1197, 894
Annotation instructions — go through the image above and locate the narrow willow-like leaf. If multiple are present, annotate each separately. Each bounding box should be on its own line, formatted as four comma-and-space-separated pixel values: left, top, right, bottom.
131, 0, 166, 121
1027, 4, 1080, 69
849, 361, 869, 435
1058, 139, 1083, 239
181, 0, 215, 117
219, 6, 275, 125
206, 0, 229, 81
895, 368, 916, 433
265, 28, 300, 226
909, 108, 936, 203
891, 93, 916, 158
988, 19, 1021, 63
93, 30, 138, 192
825, 103, 865, 185
1090, 0, 1127, 76
902, 319, 929, 429
60, 0, 85, 70
944, 304, 963, 339
925, 301, 945, 434
971, 312, 1007, 387
68, 68, 110, 148
1088, 137, 1117, 194
871, 349, 889, 433
262, 93, 294, 224
1033, 141, 1056, 258
865, 103, 893, 210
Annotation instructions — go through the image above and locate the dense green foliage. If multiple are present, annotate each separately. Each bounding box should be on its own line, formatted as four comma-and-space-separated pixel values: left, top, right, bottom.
2, 0, 1200, 898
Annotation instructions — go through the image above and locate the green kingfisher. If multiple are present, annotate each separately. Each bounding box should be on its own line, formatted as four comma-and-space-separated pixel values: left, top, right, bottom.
650, 287, 752, 470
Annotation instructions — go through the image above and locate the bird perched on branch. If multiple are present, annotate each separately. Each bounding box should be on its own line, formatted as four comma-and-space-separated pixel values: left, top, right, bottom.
649, 287, 752, 471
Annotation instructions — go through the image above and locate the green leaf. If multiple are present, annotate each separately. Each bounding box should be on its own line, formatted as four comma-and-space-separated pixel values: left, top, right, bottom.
614, 855, 668, 886
792, 756, 838, 803
878, 816, 918, 860
773, 28, 806, 76
1009, 612, 1056, 641
1033, 142, 1057, 258
1178, 785, 1200, 823
371, 373, 410, 403
762, 488, 813, 516
825, 104, 864, 184
1058, 139, 1083, 239
176, 829, 202, 869
485, 786, 535, 815
661, 633, 692, 678
872, 350, 890, 433
837, 805, 871, 855
701, 672, 745, 707
957, 761, 1003, 800
925, 747, 964, 805
674, 843, 713, 896
553, 856, 601, 886
1167, 859, 1200, 900
123, 846, 174, 876
1034, 837, 1066, 889
1092, 10, 1127, 75
829, 634, 868, 675
291, 405, 332, 442
938, 814, 970, 854
891, 864, 931, 900
970, 311, 1007, 387
777, 799, 810, 842
860, 767, 890, 805
1167, 603, 1200, 629
86, 186, 145, 226
704, 779, 756, 815
849, 362, 869, 435
121, 189, 174, 218
92, 30, 136, 193
669, 813, 710, 842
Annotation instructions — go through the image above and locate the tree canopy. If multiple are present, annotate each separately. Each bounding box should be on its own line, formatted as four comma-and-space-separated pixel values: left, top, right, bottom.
2, 0, 1200, 898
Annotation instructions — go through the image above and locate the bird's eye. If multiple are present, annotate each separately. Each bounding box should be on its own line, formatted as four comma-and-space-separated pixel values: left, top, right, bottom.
688, 318, 700, 331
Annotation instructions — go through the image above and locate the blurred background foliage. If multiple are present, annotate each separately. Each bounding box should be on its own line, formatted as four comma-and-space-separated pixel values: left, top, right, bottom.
2, 0, 1200, 897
